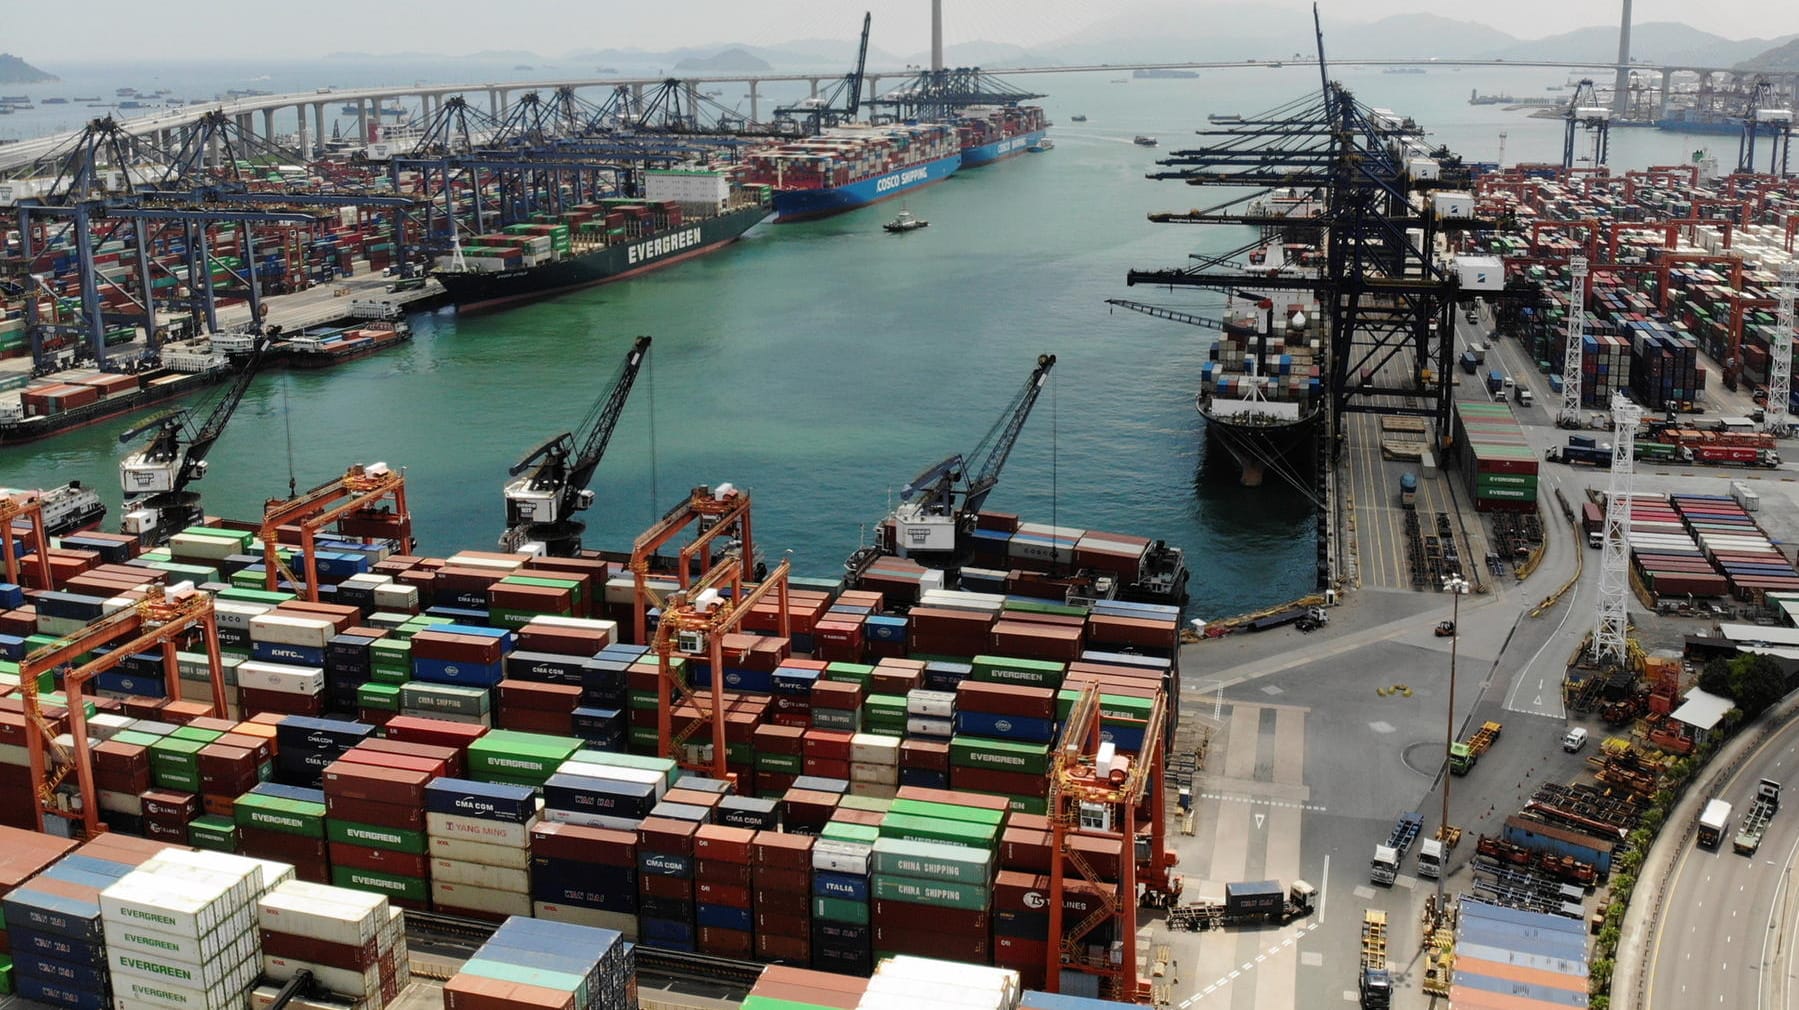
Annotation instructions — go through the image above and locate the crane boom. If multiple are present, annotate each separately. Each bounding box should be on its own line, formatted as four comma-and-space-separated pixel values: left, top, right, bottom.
963, 353, 1056, 515
1106, 298, 1232, 331
184, 332, 274, 483
502, 336, 651, 555
847, 12, 873, 120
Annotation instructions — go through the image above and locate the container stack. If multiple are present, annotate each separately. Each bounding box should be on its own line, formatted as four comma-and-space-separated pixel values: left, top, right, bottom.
466, 730, 581, 790
99, 849, 281, 1010
274, 716, 375, 788
847, 734, 900, 800
749, 832, 812, 966
991, 868, 1051, 990
322, 758, 431, 910
864, 956, 1020, 1010
693, 825, 755, 958
1452, 402, 1540, 513
1628, 322, 1702, 410
1580, 333, 1631, 407
1672, 494, 1799, 599
1621, 493, 1727, 599
951, 683, 1055, 814
529, 821, 638, 934
742, 963, 869, 1010
241, 610, 339, 718
425, 778, 539, 921
256, 879, 406, 1010
442, 917, 634, 1010
811, 836, 873, 976
0, 828, 86, 1005
871, 834, 994, 965
636, 816, 698, 952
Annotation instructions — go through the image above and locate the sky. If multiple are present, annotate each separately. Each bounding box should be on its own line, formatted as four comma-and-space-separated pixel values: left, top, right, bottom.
9, 0, 1798, 63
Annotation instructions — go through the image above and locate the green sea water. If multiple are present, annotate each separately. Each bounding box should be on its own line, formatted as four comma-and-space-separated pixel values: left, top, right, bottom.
0, 67, 1725, 617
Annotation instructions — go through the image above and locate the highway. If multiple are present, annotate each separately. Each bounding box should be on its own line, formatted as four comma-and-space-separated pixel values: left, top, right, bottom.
1645, 718, 1799, 1010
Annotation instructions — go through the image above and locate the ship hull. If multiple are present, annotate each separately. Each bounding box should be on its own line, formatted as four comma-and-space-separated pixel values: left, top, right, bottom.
960, 130, 1047, 167
433, 204, 772, 310
773, 153, 962, 222
1654, 119, 1745, 135
1199, 405, 1322, 488
0, 370, 226, 446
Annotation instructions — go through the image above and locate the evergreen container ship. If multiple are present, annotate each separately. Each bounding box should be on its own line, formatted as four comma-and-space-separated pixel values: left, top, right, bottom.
738, 124, 962, 222
432, 170, 773, 310
955, 106, 1049, 167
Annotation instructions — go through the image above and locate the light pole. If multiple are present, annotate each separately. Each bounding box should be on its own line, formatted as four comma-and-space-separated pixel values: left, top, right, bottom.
1438, 573, 1470, 914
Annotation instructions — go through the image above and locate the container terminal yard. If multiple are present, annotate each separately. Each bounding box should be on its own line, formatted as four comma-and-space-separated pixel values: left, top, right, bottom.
5, 6, 1799, 1010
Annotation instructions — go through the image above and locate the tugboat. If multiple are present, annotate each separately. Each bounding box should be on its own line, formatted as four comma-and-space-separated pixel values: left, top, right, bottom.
1133, 135, 1159, 147
883, 208, 929, 233
1070, 114, 1088, 122
1027, 137, 1054, 153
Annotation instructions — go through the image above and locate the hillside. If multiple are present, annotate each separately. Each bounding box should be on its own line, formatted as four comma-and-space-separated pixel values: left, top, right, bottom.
674, 48, 773, 74
0, 53, 57, 84
1739, 37, 1799, 71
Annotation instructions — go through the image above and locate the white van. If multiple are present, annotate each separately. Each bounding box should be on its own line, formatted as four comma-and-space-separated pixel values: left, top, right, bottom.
1562, 727, 1588, 752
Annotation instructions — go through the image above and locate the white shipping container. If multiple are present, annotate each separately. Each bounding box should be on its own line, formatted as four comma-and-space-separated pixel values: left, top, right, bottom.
847, 780, 899, 800
429, 857, 529, 894
528, 615, 619, 633
145, 849, 279, 893
256, 884, 384, 947
264, 954, 381, 999
426, 835, 533, 870
109, 940, 256, 990
372, 584, 419, 611
104, 912, 255, 967
168, 534, 239, 562
532, 901, 639, 938
1432, 192, 1474, 219
102, 875, 246, 937
812, 839, 872, 875
234, 661, 324, 696
541, 807, 643, 832
905, 717, 954, 737
905, 691, 956, 718
248, 614, 335, 649
99, 789, 145, 816
850, 763, 899, 786
430, 879, 533, 917
1017, 522, 1085, 540
111, 960, 258, 1010
426, 811, 537, 848
445, 553, 525, 573
849, 734, 900, 766
556, 760, 668, 798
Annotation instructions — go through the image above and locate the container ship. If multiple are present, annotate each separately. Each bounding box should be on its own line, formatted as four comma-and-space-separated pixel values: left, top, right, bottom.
0, 480, 104, 535
738, 123, 963, 222
432, 170, 773, 310
955, 106, 1049, 167
0, 351, 233, 445
1197, 227, 1324, 489
1654, 106, 1749, 135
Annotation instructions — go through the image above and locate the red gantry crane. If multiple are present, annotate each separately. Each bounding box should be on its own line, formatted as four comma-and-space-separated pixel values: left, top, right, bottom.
20, 583, 228, 836
261, 463, 413, 600
0, 490, 54, 589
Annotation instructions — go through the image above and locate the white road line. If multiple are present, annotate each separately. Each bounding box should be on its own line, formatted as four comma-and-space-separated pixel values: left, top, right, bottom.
1319, 854, 1330, 925
1197, 792, 1327, 813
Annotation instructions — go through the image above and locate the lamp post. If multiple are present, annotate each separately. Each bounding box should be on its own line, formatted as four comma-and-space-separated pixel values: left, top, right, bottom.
1438, 573, 1470, 914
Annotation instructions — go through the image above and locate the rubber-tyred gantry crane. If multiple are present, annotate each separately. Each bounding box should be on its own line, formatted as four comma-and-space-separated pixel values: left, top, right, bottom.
117, 331, 274, 546
651, 552, 791, 779
1046, 682, 1171, 1003
262, 463, 413, 600
20, 583, 228, 836
501, 336, 651, 556
629, 484, 759, 646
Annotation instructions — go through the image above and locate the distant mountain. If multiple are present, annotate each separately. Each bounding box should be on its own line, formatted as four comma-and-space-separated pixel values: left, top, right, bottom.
0, 53, 58, 84
1481, 23, 1796, 66
563, 41, 901, 74
674, 48, 773, 74
893, 41, 1052, 70
1739, 37, 1799, 72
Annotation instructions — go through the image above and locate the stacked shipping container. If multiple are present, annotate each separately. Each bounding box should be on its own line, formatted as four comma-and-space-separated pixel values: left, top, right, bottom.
1452, 402, 1539, 513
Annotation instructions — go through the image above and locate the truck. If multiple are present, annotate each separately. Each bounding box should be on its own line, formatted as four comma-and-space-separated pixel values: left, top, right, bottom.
1360, 910, 1392, 1009
1165, 879, 1316, 931
1634, 441, 1687, 464
1546, 441, 1613, 468
1733, 779, 1781, 856
1399, 472, 1418, 509
1371, 811, 1423, 885
1692, 444, 1781, 468
1486, 369, 1505, 396
1417, 834, 1451, 879
1449, 720, 1503, 776
1515, 384, 1533, 408
1460, 350, 1479, 374
1698, 798, 1733, 850
1582, 501, 1605, 549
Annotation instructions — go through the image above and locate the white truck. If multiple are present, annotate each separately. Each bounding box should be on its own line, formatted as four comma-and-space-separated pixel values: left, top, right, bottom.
1698, 798, 1733, 850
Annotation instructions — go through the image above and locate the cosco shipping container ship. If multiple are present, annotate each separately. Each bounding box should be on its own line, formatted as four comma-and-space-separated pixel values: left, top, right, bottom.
739, 123, 963, 222
431, 170, 772, 310
956, 106, 1049, 167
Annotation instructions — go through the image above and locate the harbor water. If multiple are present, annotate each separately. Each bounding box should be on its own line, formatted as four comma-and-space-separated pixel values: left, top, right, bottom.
0, 63, 1733, 617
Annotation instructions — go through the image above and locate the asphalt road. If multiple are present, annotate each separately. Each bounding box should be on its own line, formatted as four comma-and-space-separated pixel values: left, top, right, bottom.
1644, 718, 1799, 1010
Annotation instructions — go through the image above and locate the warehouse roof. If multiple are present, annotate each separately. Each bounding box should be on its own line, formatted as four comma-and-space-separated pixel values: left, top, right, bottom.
1670, 687, 1735, 731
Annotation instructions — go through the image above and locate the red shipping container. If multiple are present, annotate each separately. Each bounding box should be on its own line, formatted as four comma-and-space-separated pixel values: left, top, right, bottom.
755, 932, 811, 963
955, 681, 1057, 720
531, 822, 637, 865
324, 794, 425, 830
696, 861, 753, 885
871, 923, 989, 963
803, 730, 854, 761
698, 926, 752, 957
637, 817, 698, 855
328, 842, 430, 879
694, 880, 751, 908
639, 875, 693, 900
383, 715, 487, 751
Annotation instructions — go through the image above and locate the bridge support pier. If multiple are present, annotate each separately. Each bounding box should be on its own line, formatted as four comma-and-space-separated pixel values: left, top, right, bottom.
748, 81, 759, 124
809, 78, 820, 100
262, 108, 275, 145
314, 103, 327, 150
1612, 0, 1633, 116
295, 106, 307, 160
1658, 69, 1674, 119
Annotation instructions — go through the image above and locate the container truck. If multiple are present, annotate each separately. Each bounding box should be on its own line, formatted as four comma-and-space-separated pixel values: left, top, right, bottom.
1692, 445, 1781, 468
1698, 798, 1733, 850
1733, 779, 1781, 856
1582, 502, 1604, 549
1449, 720, 1502, 775
1515, 384, 1533, 407
1165, 879, 1316, 930
1360, 910, 1392, 1009
1546, 440, 1613, 468
1417, 837, 1446, 879
1460, 351, 1479, 374
1371, 811, 1423, 885
1486, 369, 1504, 396
1399, 472, 1417, 509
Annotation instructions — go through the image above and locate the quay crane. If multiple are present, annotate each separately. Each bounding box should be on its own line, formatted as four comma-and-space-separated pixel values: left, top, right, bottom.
500, 336, 650, 556
116, 331, 273, 546
773, 12, 872, 135
847, 353, 1056, 575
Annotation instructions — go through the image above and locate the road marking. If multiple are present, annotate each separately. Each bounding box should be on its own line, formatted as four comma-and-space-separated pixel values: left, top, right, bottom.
1319, 855, 1330, 924
1255, 814, 1266, 830
1197, 792, 1328, 813
1179, 922, 1320, 1004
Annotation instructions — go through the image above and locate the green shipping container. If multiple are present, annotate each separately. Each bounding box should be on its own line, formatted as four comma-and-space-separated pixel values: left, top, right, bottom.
234, 794, 326, 838
871, 837, 993, 885
326, 819, 426, 854
467, 730, 582, 784
812, 897, 869, 924
331, 865, 428, 903
188, 816, 239, 852
877, 812, 998, 848
871, 874, 988, 911
887, 798, 1005, 829
821, 823, 880, 845
757, 752, 803, 774
970, 655, 1065, 689
357, 683, 402, 711
948, 736, 1050, 776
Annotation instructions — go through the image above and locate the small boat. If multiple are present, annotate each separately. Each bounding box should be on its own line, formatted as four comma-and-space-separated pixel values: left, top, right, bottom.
1133, 135, 1159, 147
884, 209, 928, 233
1070, 114, 1088, 122
1110, 78, 1128, 84
1208, 113, 1244, 124
1027, 138, 1054, 153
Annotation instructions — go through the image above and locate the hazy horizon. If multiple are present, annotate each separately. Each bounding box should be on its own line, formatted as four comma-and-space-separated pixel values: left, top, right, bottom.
11, 1, 1798, 65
